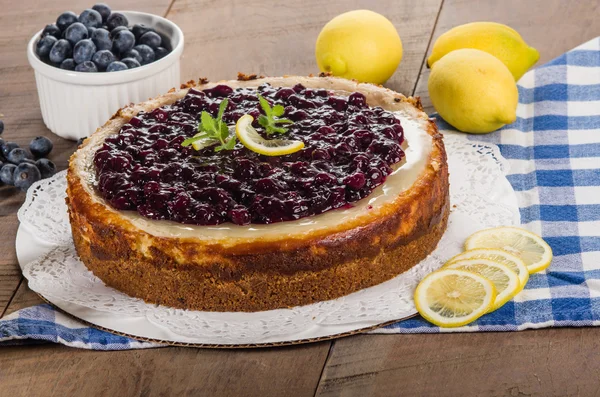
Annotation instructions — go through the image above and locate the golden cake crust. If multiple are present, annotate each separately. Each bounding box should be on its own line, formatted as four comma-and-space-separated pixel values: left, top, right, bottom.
66, 75, 449, 312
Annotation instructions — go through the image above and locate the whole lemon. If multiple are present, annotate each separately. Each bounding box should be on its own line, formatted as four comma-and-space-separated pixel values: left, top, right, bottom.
428, 22, 539, 81
316, 10, 402, 84
428, 49, 518, 134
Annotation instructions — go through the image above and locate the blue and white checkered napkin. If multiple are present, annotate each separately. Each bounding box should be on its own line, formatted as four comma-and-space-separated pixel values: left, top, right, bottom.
1, 38, 599, 349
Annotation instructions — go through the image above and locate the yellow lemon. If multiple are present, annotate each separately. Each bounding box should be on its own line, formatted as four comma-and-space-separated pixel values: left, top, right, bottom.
428, 48, 518, 134
427, 22, 539, 81
315, 10, 402, 84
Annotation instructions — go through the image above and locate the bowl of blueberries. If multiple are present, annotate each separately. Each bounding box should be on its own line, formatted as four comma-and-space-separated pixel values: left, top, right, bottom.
27, 4, 184, 141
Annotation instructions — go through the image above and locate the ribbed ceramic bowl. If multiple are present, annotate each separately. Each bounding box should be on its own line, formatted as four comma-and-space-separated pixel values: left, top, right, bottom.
27, 11, 184, 141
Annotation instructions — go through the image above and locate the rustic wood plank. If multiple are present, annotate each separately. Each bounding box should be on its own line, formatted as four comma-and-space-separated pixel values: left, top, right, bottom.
167, 0, 442, 96
2, 279, 44, 318
0, 341, 330, 397
413, 0, 600, 113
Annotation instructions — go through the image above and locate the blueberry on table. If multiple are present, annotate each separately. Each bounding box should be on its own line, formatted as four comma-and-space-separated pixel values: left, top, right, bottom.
73, 39, 96, 64
14, 163, 41, 192
42, 24, 61, 39
155, 46, 169, 60
2, 142, 19, 158
79, 9, 103, 29
121, 48, 142, 63
133, 44, 155, 65
131, 23, 155, 40
92, 4, 111, 23
75, 61, 98, 73
36, 35, 57, 58
106, 61, 128, 72
29, 136, 53, 158
59, 58, 76, 70
64, 22, 88, 45
36, 158, 57, 179
7, 148, 33, 164
121, 57, 141, 69
0, 164, 16, 185
139, 31, 162, 49
112, 29, 135, 53
56, 11, 78, 32
106, 12, 128, 31
92, 49, 116, 70
91, 28, 111, 51
49, 39, 72, 64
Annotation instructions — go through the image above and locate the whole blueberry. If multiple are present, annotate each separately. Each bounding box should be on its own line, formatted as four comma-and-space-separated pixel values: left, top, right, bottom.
79, 9, 103, 29
42, 24, 62, 39
59, 58, 76, 70
75, 61, 98, 72
0, 164, 16, 185
92, 3, 111, 23
73, 39, 96, 64
0, 120, 3, 135
21, 159, 37, 166
133, 44, 155, 65
36, 158, 57, 179
87, 26, 97, 37
56, 11, 78, 31
106, 12, 128, 31
36, 35, 58, 58
2, 142, 19, 158
14, 163, 41, 192
131, 23, 155, 40
64, 22, 88, 45
121, 48, 142, 63
49, 39, 72, 64
121, 57, 141, 69
7, 148, 33, 164
92, 50, 116, 70
91, 28, 111, 51
110, 26, 128, 38
106, 61, 128, 72
155, 46, 169, 60
112, 29, 135, 53
139, 31, 161, 49
29, 136, 54, 158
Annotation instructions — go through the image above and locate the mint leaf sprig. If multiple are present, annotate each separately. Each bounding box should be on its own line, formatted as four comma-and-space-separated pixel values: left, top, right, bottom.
257, 95, 294, 135
181, 99, 237, 152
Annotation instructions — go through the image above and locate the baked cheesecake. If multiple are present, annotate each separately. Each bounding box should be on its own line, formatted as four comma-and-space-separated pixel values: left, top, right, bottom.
67, 75, 449, 312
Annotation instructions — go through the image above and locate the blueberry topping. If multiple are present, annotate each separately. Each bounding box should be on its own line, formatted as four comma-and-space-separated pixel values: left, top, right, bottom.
75, 60, 98, 72
91, 28, 111, 51
106, 12, 128, 31
36, 35, 58, 58
133, 44, 155, 65
30, 136, 54, 158
36, 158, 57, 179
121, 57, 141, 69
121, 49, 142, 64
56, 11, 78, 32
14, 163, 41, 192
42, 24, 62, 39
7, 148, 33, 164
92, 3, 111, 23
59, 58, 76, 70
0, 164, 16, 185
78, 9, 103, 29
73, 39, 96, 64
112, 29, 135, 53
64, 22, 88, 45
139, 31, 161, 49
91, 49, 115, 70
106, 61, 128, 72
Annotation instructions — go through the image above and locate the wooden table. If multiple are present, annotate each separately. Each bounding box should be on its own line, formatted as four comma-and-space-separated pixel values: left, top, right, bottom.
1, 1, 598, 395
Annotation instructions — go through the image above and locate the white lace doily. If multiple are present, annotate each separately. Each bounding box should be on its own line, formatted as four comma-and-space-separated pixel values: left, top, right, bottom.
16, 132, 520, 345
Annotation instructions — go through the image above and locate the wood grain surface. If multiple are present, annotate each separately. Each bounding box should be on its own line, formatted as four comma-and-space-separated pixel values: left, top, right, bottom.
1, 0, 599, 396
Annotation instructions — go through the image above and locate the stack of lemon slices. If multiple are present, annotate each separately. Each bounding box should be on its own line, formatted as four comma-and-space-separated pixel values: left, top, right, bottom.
414, 226, 553, 328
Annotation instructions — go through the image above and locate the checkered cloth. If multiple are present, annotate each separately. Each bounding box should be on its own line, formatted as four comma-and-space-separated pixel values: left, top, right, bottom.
1, 38, 598, 349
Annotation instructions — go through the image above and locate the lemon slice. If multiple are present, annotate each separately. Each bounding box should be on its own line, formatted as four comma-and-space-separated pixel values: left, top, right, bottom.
414, 269, 496, 328
446, 248, 529, 287
190, 136, 219, 151
445, 259, 521, 310
235, 114, 304, 156
464, 227, 553, 274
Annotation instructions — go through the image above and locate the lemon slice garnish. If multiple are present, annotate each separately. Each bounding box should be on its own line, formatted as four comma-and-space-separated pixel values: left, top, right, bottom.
414, 269, 497, 328
445, 258, 521, 310
235, 114, 304, 156
464, 227, 553, 274
445, 248, 529, 287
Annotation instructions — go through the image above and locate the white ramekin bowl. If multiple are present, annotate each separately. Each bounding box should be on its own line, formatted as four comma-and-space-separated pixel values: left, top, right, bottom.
27, 11, 184, 141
